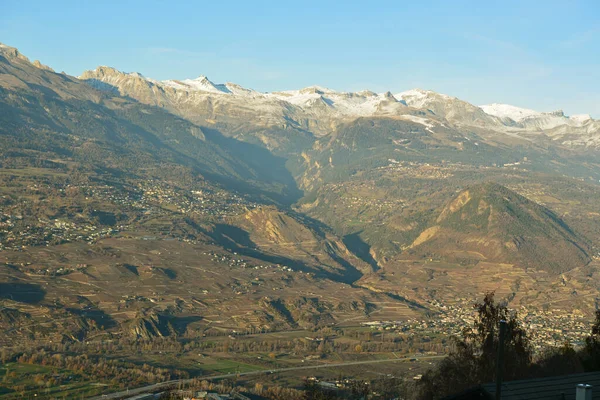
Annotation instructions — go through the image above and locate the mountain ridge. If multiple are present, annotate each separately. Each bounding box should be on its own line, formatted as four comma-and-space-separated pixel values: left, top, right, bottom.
77, 60, 600, 149
2, 41, 596, 129
81, 63, 595, 123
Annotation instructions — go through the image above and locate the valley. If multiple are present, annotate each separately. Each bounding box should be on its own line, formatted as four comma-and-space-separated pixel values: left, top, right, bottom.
2, 41, 600, 398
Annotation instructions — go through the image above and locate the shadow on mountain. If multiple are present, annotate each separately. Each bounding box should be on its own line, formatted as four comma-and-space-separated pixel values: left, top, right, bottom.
98, 98, 303, 205
202, 127, 303, 205
0, 283, 46, 304
91, 210, 117, 226
210, 223, 257, 248
323, 241, 364, 284
81, 78, 121, 95
26, 83, 60, 99
205, 223, 354, 282
169, 315, 203, 335
67, 307, 118, 329
343, 232, 381, 272
385, 292, 428, 311
122, 263, 139, 276
159, 267, 177, 279
2, 78, 302, 206
83, 79, 303, 205
0, 88, 72, 138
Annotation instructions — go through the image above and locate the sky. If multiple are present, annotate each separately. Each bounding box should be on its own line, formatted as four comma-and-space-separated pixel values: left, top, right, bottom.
1, 0, 599, 117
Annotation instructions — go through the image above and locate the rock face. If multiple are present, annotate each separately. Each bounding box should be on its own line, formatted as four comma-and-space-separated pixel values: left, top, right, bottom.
406, 183, 591, 273
128, 312, 174, 339
0, 43, 30, 62
32, 60, 54, 72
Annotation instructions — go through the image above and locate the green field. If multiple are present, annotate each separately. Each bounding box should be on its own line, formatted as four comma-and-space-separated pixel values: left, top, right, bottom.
199, 359, 265, 375
0, 363, 108, 399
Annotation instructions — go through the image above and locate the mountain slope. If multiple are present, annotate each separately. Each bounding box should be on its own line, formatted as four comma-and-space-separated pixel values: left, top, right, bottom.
203, 206, 372, 282
291, 115, 539, 193
396, 89, 506, 128
406, 183, 591, 273
0, 43, 301, 204
480, 103, 600, 147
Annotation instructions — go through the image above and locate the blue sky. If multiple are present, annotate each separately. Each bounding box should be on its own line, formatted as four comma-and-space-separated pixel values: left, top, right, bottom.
2, 0, 599, 117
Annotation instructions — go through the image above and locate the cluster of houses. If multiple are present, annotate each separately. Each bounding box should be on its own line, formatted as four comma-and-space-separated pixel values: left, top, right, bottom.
361, 298, 593, 352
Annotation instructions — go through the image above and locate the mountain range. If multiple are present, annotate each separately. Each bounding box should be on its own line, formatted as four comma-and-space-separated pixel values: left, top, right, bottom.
79, 60, 600, 150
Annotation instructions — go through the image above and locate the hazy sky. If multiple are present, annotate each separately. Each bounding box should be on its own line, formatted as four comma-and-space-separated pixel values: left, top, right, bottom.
2, 0, 599, 117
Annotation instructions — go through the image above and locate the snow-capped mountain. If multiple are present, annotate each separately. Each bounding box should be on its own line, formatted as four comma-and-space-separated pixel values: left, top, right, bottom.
481, 103, 595, 129
478, 102, 600, 146
270, 86, 405, 117
81, 67, 409, 118
396, 89, 506, 127
78, 64, 600, 148
2, 40, 597, 149
80, 67, 417, 137
161, 75, 231, 94
480, 103, 540, 122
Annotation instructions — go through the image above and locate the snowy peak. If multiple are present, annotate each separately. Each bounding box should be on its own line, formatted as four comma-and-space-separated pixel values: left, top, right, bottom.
162, 75, 231, 94
79, 66, 156, 95
78, 64, 597, 142
395, 88, 454, 108
269, 86, 407, 117
571, 114, 592, 123
81, 67, 241, 95
272, 85, 337, 99
394, 88, 504, 127
480, 103, 539, 122
79, 66, 153, 87
300, 85, 336, 94
480, 103, 595, 129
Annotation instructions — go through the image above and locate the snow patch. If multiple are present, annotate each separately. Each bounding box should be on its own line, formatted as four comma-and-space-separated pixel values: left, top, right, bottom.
267, 88, 404, 117
161, 76, 231, 94
570, 114, 592, 123
480, 103, 539, 122
399, 115, 435, 129
395, 89, 453, 108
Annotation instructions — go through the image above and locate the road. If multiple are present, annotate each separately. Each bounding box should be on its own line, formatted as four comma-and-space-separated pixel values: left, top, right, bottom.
89, 355, 443, 399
